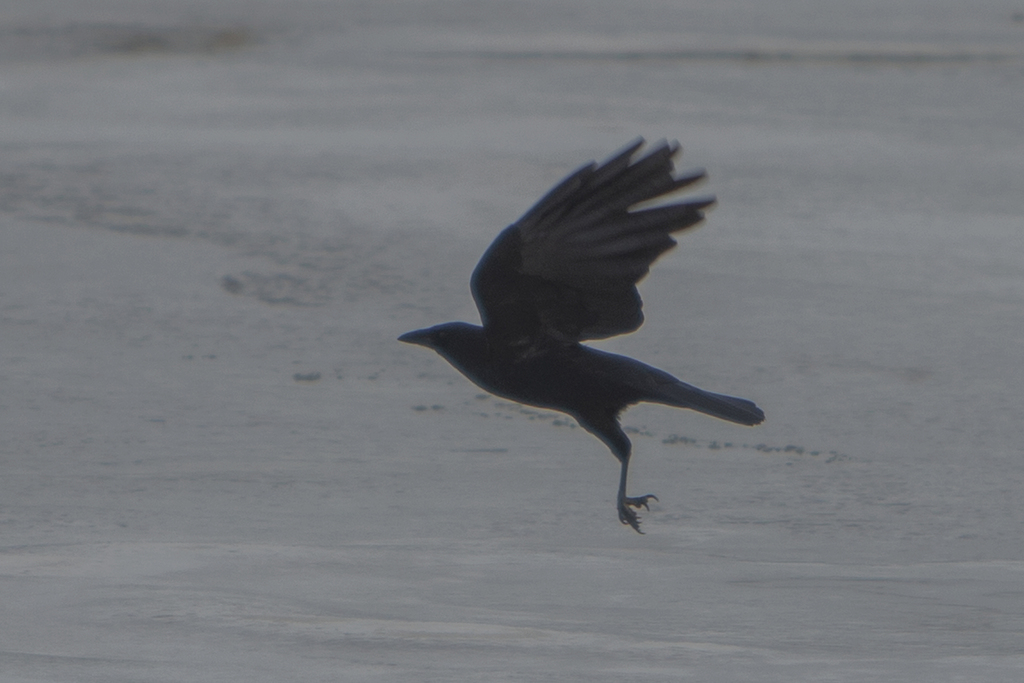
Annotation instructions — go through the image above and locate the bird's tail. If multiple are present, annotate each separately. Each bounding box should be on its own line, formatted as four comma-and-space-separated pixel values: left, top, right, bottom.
650, 377, 765, 426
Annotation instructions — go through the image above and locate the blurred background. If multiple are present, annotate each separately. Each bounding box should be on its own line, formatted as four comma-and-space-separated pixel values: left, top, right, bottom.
2, 1, 1023, 681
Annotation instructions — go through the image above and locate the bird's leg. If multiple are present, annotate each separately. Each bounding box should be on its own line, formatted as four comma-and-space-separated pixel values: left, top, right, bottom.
579, 413, 658, 533
616, 455, 658, 534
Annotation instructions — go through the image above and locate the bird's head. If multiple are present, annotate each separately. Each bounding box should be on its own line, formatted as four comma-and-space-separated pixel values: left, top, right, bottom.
398, 322, 484, 359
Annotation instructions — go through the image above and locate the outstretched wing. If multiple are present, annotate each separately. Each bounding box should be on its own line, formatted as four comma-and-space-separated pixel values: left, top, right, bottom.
471, 138, 714, 346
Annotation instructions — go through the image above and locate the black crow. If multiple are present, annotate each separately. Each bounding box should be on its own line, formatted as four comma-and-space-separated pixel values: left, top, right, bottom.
399, 138, 764, 533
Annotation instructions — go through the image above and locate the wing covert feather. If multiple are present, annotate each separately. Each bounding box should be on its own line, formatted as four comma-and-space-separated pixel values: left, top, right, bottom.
471, 138, 714, 345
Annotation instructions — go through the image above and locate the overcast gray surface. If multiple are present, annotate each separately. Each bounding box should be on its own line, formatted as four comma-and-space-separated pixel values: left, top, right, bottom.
2, 1, 1024, 680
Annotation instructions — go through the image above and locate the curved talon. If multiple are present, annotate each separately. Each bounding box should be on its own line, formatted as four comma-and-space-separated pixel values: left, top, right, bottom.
625, 494, 658, 511
618, 507, 644, 534
618, 494, 658, 533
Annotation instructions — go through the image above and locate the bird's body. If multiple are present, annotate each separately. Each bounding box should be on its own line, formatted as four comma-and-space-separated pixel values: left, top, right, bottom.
400, 139, 764, 532
420, 322, 760, 428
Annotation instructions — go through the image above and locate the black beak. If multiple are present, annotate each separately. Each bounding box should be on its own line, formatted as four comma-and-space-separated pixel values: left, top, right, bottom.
398, 329, 432, 347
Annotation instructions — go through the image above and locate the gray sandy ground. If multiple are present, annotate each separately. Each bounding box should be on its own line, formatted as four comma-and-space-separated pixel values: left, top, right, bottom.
1, 1, 1023, 680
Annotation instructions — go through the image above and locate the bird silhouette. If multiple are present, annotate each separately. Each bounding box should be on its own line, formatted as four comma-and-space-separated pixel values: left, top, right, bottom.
400, 138, 764, 532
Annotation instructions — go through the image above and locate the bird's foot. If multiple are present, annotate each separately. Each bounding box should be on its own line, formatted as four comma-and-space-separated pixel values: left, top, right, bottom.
617, 494, 659, 534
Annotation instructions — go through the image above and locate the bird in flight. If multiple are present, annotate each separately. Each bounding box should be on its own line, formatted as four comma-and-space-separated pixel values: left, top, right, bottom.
399, 138, 764, 533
